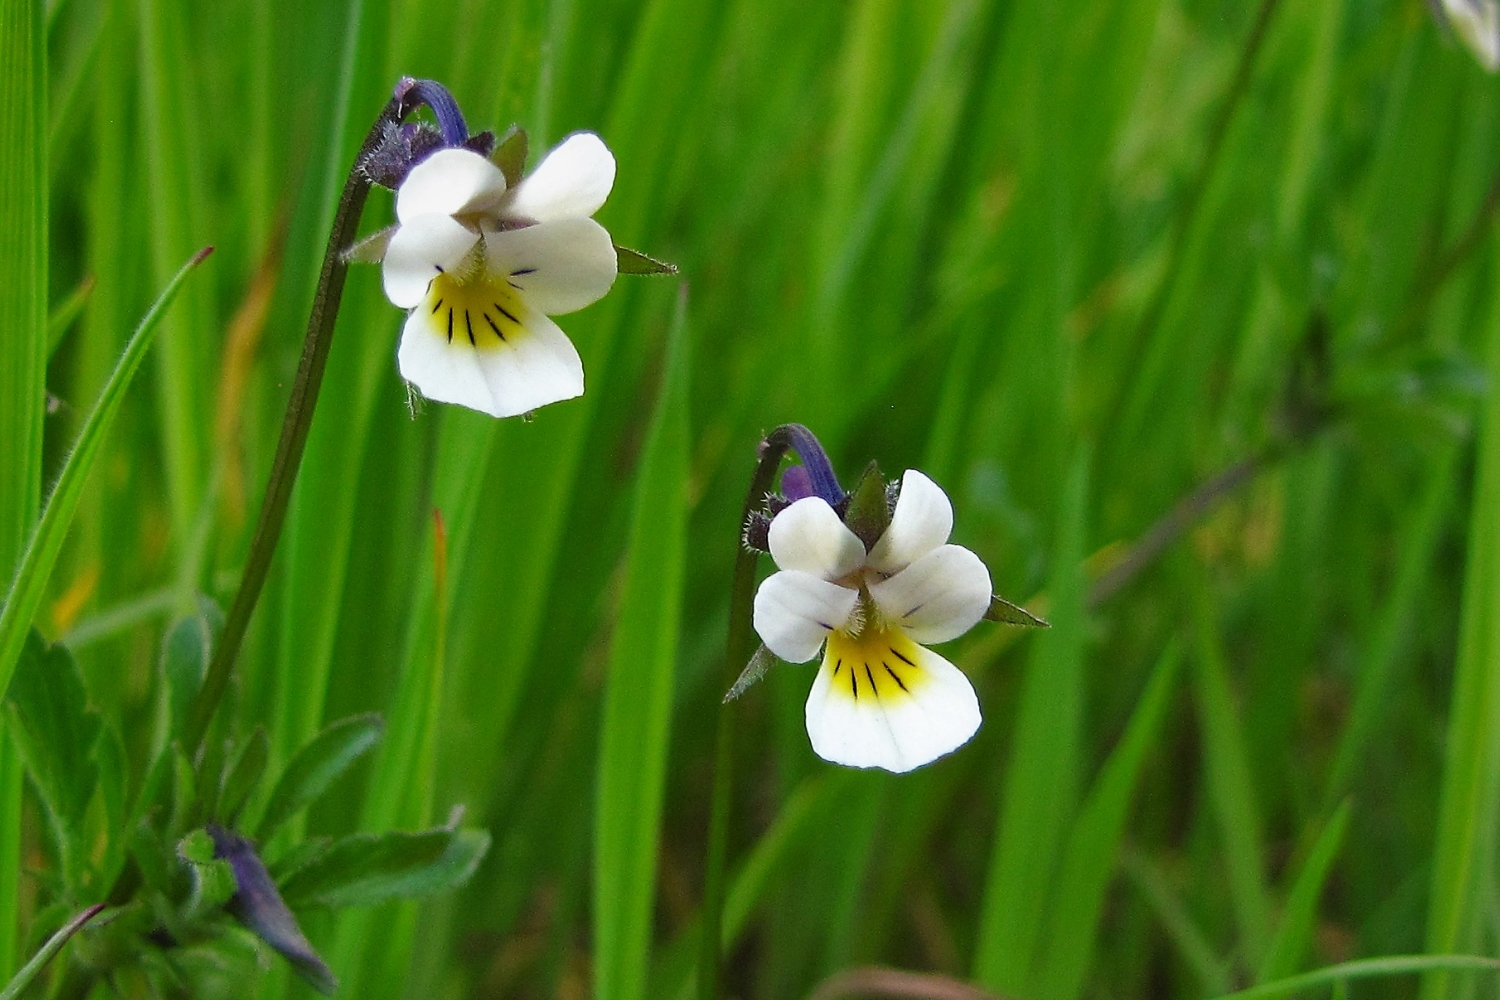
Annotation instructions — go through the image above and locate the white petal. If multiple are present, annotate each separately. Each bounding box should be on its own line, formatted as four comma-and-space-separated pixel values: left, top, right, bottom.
868, 544, 992, 645
468, 307, 584, 417
753, 571, 859, 663
397, 308, 495, 415
482, 218, 618, 315
867, 469, 954, 574
382, 216, 479, 308
505, 132, 616, 222
767, 498, 866, 580
805, 631, 981, 773
1446, 0, 1500, 70
396, 148, 508, 223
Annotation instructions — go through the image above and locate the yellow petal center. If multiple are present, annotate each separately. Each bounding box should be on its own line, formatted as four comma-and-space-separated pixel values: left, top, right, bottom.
421, 271, 527, 352
823, 625, 928, 703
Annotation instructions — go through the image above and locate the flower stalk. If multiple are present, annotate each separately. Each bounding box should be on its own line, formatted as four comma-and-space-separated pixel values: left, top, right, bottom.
182, 82, 425, 756
699, 424, 810, 1000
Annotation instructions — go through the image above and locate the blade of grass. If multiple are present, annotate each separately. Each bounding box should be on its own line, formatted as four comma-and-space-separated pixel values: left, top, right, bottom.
1256, 800, 1351, 983
973, 448, 1090, 996
1122, 847, 1234, 996
1212, 956, 1500, 1000
0, 0, 46, 973
1422, 245, 1500, 999
0, 903, 104, 1000
594, 290, 691, 1000
0, 248, 212, 702
1034, 640, 1183, 1000
1193, 590, 1274, 969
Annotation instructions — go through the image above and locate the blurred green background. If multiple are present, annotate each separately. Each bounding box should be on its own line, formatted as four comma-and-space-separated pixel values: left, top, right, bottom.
9, 0, 1500, 996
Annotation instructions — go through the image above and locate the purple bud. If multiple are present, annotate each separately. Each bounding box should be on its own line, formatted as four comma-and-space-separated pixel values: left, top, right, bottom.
209, 826, 336, 996
394, 77, 469, 147
777, 424, 844, 505
780, 465, 815, 501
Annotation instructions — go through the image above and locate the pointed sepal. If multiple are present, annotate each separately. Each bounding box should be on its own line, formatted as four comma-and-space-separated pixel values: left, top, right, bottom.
724, 644, 778, 702
616, 246, 679, 275
983, 595, 1049, 628
491, 125, 529, 188
842, 461, 891, 551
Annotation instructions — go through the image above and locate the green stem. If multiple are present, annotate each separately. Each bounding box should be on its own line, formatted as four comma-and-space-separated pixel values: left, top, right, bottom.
181, 90, 412, 756
699, 424, 808, 1000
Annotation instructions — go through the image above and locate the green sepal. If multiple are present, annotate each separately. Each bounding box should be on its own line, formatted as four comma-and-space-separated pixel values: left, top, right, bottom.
984, 595, 1049, 628
3, 630, 102, 886
256, 714, 384, 838
723, 644, 777, 703
217, 727, 269, 827
177, 829, 238, 919
616, 245, 679, 275
277, 827, 490, 910
842, 461, 890, 551
491, 125, 528, 188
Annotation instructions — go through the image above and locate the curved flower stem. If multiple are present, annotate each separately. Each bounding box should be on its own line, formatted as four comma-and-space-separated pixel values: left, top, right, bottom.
700, 424, 806, 1000
182, 87, 417, 756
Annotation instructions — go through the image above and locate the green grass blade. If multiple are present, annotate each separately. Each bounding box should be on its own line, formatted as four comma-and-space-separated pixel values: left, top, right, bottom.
1210, 956, 1500, 1000
973, 449, 1090, 995
1422, 250, 1500, 999
594, 291, 691, 1000
0, 248, 212, 702
0, 903, 104, 1000
1194, 595, 1273, 967
1034, 641, 1183, 1000
1256, 800, 1351, 983
0, 0, 47, 973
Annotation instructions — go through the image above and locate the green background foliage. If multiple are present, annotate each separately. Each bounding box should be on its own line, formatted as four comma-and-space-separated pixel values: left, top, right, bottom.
7, 0, 1500, 996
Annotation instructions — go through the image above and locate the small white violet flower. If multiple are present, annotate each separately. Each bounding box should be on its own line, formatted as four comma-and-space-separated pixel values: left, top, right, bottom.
1441, 0, 1500, 70
752, 470, 991, 773
380, 134, 618, 417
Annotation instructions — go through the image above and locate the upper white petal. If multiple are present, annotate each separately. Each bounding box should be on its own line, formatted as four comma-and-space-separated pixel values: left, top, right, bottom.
482, 217, 618, 315
382, 215, 480, 308
752, 571, 859, 663
867, 544, 992, 645
867, 469, 954, 574
767, 498, 867, 581
505, 132, 616, 222
805, 641, 981, 773
396, 148, 508, 223
396, 308, 496, 414
469, 308, 585, 417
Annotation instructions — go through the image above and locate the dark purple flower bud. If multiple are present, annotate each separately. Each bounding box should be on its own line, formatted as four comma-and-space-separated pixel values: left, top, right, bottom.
780, 464, 815, 501
209, 826, 336, 996
394, 77, 469, 147
766, 424, 844, 505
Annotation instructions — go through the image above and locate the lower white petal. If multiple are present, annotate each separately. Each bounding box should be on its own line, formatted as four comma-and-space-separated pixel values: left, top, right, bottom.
805, 627, 980, 773
867, 544, 992, 645
753, 571, 859, 663
397, 273, 583, 418
482, 217, 618, 315
505, 132, 616, 223
469, 308, 585, 417
382, 215, 480, 308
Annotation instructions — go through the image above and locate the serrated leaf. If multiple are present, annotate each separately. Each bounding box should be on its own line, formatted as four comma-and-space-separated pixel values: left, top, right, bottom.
491, 125, 528, 187
210, 827, 335, 996
984, 595, 1050, 628
723, 644, 778, 702
257, 714, 383, 837
160, 597, 223, 740
615, 245, 679, 275
3, 630, 101, 883
278, 827, 490, 910
218, 727, 268, 826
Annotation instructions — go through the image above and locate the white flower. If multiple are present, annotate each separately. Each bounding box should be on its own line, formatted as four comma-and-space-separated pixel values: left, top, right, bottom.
752, 470, 991, 773
1442, 0, 1500, 71
380, 134, 618, 417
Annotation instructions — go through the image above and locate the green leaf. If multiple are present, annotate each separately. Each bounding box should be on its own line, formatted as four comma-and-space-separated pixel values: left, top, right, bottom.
160, 597, 223, 741
257, 714, 384, 837
594, 291, 691, 1000
278, 827, 490, 910
0, 247, 212, 706
0, 904, 104, 1000
1256, 801, 1351, 983
615, 245, 679, 276
45, 275, 94, 358
984, 595, 1050, 628
2, 631, 100, 884
217, 727, 268, 827
491, 125, 528, 188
